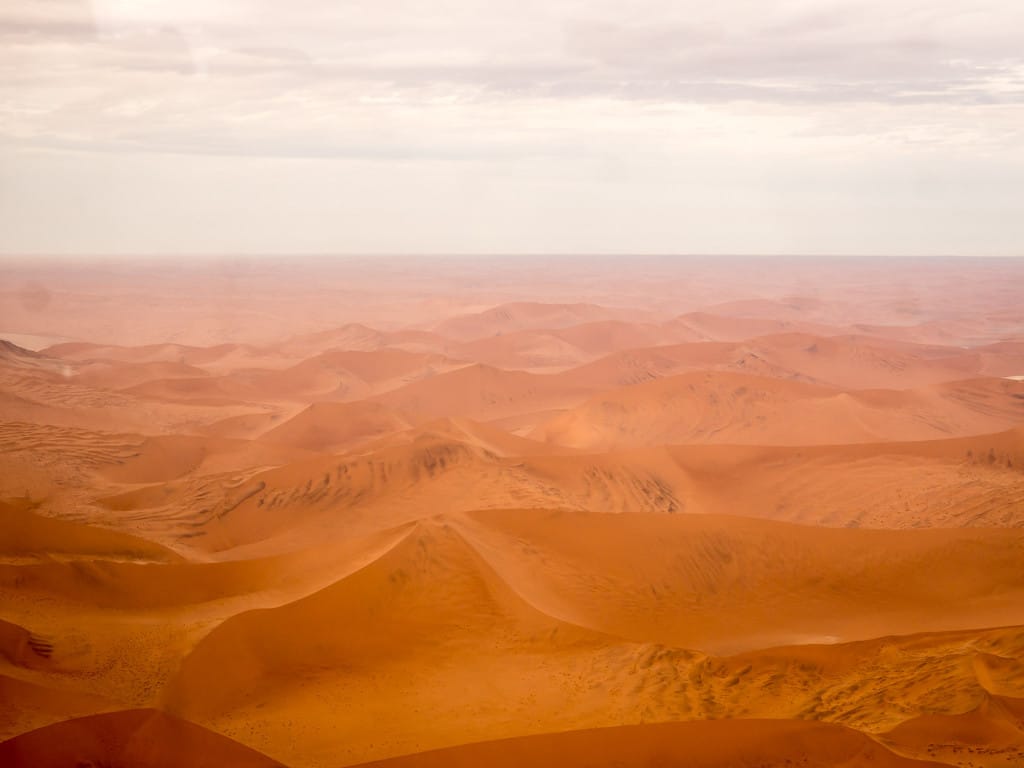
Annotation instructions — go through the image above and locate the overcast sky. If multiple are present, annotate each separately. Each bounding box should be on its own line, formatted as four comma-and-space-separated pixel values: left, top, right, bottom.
2, 0, 1023, 256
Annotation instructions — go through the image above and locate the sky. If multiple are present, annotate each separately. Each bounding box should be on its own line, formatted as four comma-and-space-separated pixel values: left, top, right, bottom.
1, 0, 1023, 257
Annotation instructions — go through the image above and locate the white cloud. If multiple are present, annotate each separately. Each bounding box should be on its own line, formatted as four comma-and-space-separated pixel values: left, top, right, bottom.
0, 0, 1023, 254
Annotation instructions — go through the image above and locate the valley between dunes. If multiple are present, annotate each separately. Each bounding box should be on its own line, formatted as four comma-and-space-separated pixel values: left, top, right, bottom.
1, 257, 1024, 767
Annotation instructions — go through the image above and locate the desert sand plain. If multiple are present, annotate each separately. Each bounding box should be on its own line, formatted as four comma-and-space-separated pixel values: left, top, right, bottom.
1, 255, 1024, 767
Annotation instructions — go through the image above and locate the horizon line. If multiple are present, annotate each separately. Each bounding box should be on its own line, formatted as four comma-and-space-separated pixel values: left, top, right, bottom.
3, 252, 1023, 261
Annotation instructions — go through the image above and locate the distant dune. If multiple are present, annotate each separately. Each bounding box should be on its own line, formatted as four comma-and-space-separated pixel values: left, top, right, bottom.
353, 719, 949, 768
0, 710, 285, 768
533, 371, 1024, 449
261, 401, 410, 453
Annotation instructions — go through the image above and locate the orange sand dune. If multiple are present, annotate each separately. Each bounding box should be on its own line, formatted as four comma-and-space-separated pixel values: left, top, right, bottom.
665, 427, 1024, 528
555, 331, 987, 391
83, 436, 659, 552
0, 340, 67, 374
560, 330, 1024, 390
449, 329, 595, 369
0, 709, 285, 767
261, 401, 411, 453
1, 617, 61, 670
736, 333, 1024, 388
72, 359, 212, 390
97, 433, 315, 483
0, 499, 181, 564
665, 310, 841, 341
278, 323, 448, 358
0, 365, 260, 434
8, 611, 1022, 765
882, 695, 1024, 767
427, 301, 660, 340
444, 318, 711, 370
0, 421, 145, 499
372, 362, 589, 423
157, 510, 1024, 765
353, 719, 946, 768
853, 318, 1024, 347
168, 509, 1024, 698
294, 348, 455, 387
138, 442, 509, 552
124, 348, 461, 405
0, 526, 418, 740
699, 295, 834, 320
363, 416, 571, 457
0, 671, 120, 743
5, 259, 1024, 767
548, 318, 686, 355
243, 348, 457, 402
456, 509, 1024, 652
199, 410, 292, 439
43, 340, 279, 373
86, 423, 1023, 560
534, 371, 1024, 449
561, 339, 791, 388
163, 518, 608, 721
1, 521, 410, 615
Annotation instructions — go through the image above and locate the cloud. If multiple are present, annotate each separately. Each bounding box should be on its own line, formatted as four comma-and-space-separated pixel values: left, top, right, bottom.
1, 0, 1022, 255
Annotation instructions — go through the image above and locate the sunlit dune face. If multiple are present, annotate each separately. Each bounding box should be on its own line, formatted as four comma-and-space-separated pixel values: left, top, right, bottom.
1, 256, 1024, 767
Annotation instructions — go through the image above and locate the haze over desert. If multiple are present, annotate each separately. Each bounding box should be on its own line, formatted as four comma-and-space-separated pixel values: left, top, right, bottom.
1, 255, 1023, 766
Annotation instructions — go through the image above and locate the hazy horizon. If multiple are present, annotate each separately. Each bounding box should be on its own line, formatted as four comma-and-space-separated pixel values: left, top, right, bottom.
3, 253, 1024, 270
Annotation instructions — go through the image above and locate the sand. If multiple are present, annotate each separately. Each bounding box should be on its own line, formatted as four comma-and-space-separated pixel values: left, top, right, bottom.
2, 256, 1024, 766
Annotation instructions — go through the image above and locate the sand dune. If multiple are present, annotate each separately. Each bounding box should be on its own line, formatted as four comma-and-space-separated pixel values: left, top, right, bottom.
0, 672, 121, 745
44, 341, 276, 373
99, 434, 313, 483
450, 329, 595, 369
171, 621, 1024, 766
372, 362, 588, 423
0, 365, 259, 434
733, 333, 1024, 388
882, 695, 1024, 767
664, 427, 1024, 528
78, 424, 1024, 561
445, 319, 704, 370
155, 510, 1024, 765
456, 509, 1024, 652
261, 401, 410, 453
0, 340, 67, 374
557, 333, 956, 390
163, 518, 606, 720
353, 719, 947, 768
253, 348, 456, 401
664, 311, 840, 341
365, 416, 570, 457
123, 348, 460, 406
72, 359, 212, 390
552, 319, 690, 355
0, 499, 180, 564
199, 411, 292, 440
276, 323, 451, 359
5, 260, 1024, 767
534, 371, 1024, 449
429, 301, 658, 340
558, 338, 804, 389
0, 709, 285, 767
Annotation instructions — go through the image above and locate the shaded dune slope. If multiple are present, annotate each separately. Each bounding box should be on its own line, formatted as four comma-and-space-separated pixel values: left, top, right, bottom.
0, 709, 285, 768
351, 718, 947, 768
